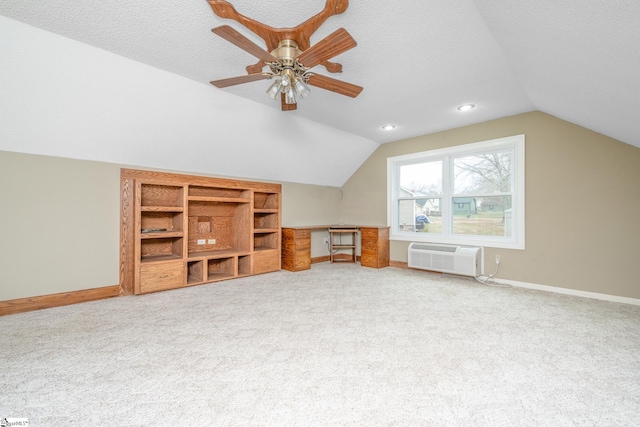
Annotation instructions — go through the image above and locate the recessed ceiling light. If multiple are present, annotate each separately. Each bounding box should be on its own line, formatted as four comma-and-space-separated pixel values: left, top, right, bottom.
381, 124, 396, 131
457, 104, 476, 112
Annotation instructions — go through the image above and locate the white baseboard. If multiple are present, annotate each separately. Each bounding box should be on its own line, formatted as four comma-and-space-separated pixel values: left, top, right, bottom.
494, 278, 640, 306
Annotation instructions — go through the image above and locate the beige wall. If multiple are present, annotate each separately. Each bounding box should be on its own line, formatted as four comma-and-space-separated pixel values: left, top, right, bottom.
0, 151, 341, 300
340, 111, 640, 299
0, 151, 121, 300
281, 183, 341, 257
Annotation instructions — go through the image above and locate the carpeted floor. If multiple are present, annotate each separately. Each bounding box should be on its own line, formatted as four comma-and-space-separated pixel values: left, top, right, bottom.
1, 263, 639, 426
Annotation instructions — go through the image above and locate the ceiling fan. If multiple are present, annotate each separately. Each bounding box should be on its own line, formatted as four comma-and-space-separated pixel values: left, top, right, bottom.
207, 0, 363, 111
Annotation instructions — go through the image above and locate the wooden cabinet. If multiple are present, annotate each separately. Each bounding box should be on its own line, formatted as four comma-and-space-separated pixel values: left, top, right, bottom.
360, 226, 390, 268
120, 169, 281, 295
281, 228, 311, 271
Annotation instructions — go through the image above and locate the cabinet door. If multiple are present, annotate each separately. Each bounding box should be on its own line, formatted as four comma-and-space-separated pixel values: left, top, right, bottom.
360, 250, 379, 268
254, 249, 280, 274
139, 260, 184, 294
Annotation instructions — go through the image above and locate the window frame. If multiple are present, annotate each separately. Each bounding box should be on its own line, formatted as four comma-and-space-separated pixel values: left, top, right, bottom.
387, 134, 525, 250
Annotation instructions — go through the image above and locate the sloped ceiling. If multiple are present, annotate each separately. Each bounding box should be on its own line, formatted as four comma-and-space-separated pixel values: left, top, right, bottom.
1, 1, 639, 186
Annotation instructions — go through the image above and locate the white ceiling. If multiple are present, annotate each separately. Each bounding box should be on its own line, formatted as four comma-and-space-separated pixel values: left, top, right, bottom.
1, 0, 639, 155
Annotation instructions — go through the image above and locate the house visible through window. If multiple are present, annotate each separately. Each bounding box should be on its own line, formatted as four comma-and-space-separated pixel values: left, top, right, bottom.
387, 135, 525, 249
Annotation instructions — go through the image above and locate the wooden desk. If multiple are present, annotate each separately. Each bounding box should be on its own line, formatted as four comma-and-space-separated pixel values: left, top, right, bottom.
281, 225, 389, 271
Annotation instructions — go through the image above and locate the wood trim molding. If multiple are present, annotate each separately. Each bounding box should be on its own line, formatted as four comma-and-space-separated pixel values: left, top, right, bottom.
120, 177, 135, 295
311, 255, 330, 264
0, 286, 121, 316
389, 260, 409, 269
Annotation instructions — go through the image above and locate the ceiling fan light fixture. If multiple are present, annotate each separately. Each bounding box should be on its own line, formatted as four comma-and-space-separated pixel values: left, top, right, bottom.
293, 79, 311, 99
284, 87, 297, 105
266, 79, 282, 100
280, 72, 293, 92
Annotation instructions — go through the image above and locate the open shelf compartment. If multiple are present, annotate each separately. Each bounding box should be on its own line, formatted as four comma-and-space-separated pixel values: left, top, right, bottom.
254, 232, 279, 251
141, 184, 184, 208
140, 237, 184, 263
254, 192, 279, 210
189, 186, 250, 203
207, 257, 236, 281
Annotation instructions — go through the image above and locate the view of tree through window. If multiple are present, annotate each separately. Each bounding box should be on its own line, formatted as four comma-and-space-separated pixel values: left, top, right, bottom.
388, 135, 525, 249
452, 150, 513, 237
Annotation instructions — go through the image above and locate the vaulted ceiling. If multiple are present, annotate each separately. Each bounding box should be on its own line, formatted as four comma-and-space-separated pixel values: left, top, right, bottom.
1, 1, 639, 186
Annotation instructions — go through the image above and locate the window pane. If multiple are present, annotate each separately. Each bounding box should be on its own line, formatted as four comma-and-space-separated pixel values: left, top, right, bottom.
397, 199, 442, 233
399, 161, 442, 196
453, 150, 512, 194
452, 196, 512, 237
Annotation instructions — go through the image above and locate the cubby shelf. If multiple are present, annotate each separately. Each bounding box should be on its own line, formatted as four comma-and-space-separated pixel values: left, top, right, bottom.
141, 231, 184, 239
187, 249, 250, 260
140, 254, 183, 263
141, 206, 184, 212
187, 196, 250, 204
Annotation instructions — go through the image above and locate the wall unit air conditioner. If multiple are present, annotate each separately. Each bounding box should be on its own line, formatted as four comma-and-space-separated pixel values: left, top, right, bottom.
408, 243, 481, 277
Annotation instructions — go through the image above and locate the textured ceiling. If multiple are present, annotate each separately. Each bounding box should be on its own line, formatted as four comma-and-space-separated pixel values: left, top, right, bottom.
1, 0, 639, 148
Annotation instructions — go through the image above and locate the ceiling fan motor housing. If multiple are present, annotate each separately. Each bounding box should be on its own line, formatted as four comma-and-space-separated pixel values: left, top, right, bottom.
271, 40, 302, 67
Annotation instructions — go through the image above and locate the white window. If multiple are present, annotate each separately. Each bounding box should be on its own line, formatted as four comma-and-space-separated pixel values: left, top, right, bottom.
387, 135, 525, 249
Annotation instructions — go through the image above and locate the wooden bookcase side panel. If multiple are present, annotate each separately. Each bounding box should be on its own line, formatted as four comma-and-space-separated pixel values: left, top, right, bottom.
233, 203, 252, 253
120, 177, 136, 295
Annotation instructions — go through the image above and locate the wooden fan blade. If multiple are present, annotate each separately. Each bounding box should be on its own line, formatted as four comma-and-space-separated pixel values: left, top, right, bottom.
212, 25, 278, 63
306, 73, 363, 98
281, 93, 297, 111
210, 73, 268, 88
296, 28, 357, 69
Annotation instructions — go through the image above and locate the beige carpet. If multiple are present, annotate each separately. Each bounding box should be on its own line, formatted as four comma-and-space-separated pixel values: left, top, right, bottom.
1, 263, 639, 426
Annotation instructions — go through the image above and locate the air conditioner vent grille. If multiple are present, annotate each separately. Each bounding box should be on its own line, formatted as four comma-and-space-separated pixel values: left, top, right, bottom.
408, 242, 481, 277
411, 244, 457, 253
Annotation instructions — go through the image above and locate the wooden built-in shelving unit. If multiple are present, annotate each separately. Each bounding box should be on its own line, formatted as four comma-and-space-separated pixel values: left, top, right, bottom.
120, 169, 281, 295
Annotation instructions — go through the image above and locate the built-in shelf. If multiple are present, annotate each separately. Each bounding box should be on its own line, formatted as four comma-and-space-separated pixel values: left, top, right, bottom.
187, 196, 250, 204
121, 169, 281, 295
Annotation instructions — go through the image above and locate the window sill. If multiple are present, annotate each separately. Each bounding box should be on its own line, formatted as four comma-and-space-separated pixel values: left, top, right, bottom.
391, 232, 525, 250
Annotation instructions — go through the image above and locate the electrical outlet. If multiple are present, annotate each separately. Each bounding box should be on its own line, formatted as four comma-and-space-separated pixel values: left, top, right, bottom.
208, 239, 216, 244
197, 239, 205, 245
495, 254, 501, 264
324, 237, 329, 244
